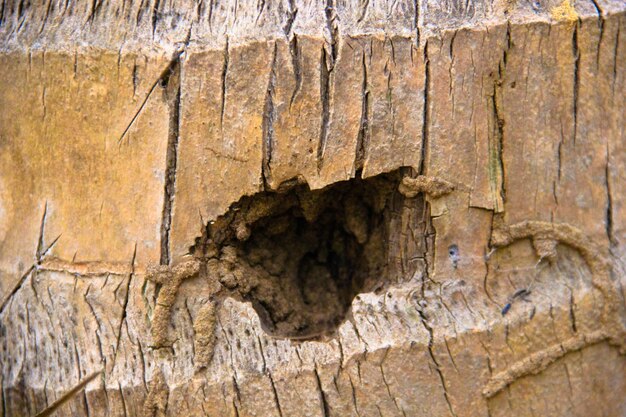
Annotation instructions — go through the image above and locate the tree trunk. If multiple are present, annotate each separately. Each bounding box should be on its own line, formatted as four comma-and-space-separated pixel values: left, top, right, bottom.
1, 0, 625, 416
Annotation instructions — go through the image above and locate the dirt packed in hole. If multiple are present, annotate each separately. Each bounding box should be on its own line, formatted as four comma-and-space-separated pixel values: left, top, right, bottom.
190, 170, 419, 338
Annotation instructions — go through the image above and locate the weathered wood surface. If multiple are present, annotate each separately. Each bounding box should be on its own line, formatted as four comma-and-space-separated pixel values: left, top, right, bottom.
0, 0, 625, 416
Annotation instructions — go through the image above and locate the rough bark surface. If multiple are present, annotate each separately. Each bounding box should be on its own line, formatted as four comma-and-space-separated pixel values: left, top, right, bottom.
0, 0, 625, 416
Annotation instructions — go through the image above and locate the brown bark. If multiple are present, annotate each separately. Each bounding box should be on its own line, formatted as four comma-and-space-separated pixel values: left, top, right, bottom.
0, 0, 625, 416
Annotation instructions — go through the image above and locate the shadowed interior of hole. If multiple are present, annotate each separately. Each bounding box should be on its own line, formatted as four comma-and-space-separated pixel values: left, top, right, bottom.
198, 169, 427, 338
239, 191, 382, 336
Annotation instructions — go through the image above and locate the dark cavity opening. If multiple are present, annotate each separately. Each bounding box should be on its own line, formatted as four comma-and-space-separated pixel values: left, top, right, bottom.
193, 169, 430, 339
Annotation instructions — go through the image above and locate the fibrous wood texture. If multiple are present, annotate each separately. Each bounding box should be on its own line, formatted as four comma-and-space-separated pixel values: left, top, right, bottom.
0, 0, 625, 416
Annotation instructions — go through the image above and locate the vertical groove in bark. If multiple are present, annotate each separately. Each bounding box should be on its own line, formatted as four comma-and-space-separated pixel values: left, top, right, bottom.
418, 41, 429, 175
569, 291, 578, 333
324, 0, 339, 66
36, 200, 49, 262
605, 145, 614, 243
491, 85, 505, 209
314, 367, 330, 417
118, 381, 129, 417
283, 0, 297, 37
317, 46, 331, 171
611, 24, 619, 85
317, 0, 340, 172
1, 375, 6, 417
232, 376, 242, 416
572, 22, 580, 145
220, 37, 230, 133
113, 243, 136, 368
262, 42, 278, 190
589, 0, 603, 17
489, 24, 510, 210
414, 0, 420, 46
289, 34, 302, 108
354, 51, 369, 173
268, 373, 284, 417
160, 56, 182, 266
151, 0, 161, 37
417, 309, 457, 417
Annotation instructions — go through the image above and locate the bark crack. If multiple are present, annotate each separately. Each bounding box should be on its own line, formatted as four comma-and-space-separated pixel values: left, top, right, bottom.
160, 53, 184, 266
590, 0, 604, 66
318, 0, 339, 172
379, 348, 404, 413
417, 310, 458, 417
413, 0, 420, 46
569, 290, 577, 333
572, 23, 580, 145
113, 244, 137, 370
324, 0, 339, 67
604, 145, 614, 244
418, 41, 430, 175
289, 34, 302, 109
489, 23, 510, 212
268, 372, 284, 417
262, 42, 278, 190
1, 202, 59, 314
348, 376, 361, 416
283, 0, 298, 37
314, 366, 330, 417
317, 46, 332, 172
117, 57, 176, 147
354, 51, 370, 173
220, 37, 230, 133
151, 0, 161, 37
118, 381, 129, 417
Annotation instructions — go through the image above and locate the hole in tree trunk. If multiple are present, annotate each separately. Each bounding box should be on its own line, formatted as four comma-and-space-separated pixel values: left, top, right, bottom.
192, 169, 431, 339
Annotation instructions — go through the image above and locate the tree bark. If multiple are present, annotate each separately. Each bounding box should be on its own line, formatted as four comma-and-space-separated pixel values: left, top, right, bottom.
0, 0, 625, 416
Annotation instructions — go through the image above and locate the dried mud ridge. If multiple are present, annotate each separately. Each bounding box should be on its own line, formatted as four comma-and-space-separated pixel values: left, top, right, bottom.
482, 219, 626, 398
